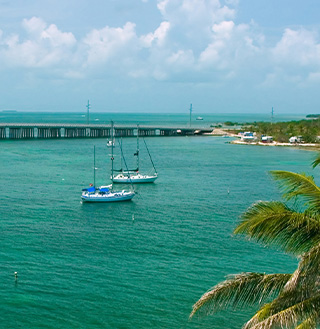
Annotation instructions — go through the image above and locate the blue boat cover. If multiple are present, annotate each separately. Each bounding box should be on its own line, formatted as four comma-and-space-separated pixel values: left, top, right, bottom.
99, 188, 109, 192
82, 186, 96, 192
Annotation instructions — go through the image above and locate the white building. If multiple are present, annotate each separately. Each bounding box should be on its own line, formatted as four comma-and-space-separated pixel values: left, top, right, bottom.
240, 131, 257, 142
289, 136, 302, 143
261, 135, 273, 143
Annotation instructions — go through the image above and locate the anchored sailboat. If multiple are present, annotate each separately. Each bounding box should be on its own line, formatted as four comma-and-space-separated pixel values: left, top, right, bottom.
81, 123, 135, 202
112, 125, 158, 183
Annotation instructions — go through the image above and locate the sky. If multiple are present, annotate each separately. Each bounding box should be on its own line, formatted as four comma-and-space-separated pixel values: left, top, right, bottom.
0, 0, 319, 114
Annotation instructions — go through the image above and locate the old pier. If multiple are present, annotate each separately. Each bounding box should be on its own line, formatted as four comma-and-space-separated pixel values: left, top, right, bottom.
0, 123, 212, 140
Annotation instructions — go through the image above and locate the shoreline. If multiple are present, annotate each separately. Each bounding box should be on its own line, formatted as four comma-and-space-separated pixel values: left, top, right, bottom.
230, 139, 320, 151
204, 128, 320, 151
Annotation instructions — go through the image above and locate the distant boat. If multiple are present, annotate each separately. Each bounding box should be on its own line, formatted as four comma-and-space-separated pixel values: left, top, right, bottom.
113, 172, 157, 183
107, 140, 115, 147
112, 125, 158, 184
196, 117, 203, 120
81, 125, 135, 203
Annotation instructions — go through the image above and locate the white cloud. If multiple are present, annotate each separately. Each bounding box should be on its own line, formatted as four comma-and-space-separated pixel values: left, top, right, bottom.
198, 20, 261, 72
41, 24, 76, 47
225, 0, 239, 5
272, 28, 320, 67
0, 1, 319, 92
212, 20, 234, 37
157, 0, 170, 15
140, 21, 170, 47
157, 0, 235, 26
1, 17, 76, 68
22, 17, 47, 36
258, 28, 320, 88
167, 49, 194, 66
83, 22, 137, 66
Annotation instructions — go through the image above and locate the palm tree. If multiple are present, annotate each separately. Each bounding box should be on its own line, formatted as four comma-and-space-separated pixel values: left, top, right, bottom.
190, 157, 320, 329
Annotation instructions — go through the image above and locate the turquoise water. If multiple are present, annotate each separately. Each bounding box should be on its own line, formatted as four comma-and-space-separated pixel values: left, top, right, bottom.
0, 114, 317, 328
0, 111, 307, 126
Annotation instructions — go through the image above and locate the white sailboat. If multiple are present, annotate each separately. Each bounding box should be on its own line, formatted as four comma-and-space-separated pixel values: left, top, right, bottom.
81, 125, 135, 203
112, 125, 158, 184
81, 185, 135, 203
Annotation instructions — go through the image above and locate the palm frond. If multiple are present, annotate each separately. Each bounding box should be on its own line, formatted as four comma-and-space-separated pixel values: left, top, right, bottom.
244, 294, 320, 329
285, 242, 320, 292
190, 272, 291, 319
244, 289, 308, 329
312, 154, 320, 169
295, 317, 317, 329
271, 171, 320, 211
234, 201, 320, 255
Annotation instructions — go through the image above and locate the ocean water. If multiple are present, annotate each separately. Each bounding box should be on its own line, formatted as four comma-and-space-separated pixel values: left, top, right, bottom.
0, 111, 307, 126
0, 113, 317, 328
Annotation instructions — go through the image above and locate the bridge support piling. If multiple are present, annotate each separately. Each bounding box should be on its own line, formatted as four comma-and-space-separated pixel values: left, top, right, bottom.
0, 124, 206, 140
0, 128, 6, 139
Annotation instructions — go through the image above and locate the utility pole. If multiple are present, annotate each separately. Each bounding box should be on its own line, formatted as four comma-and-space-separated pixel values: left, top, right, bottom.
86, 100, 90, 124
189, 103, 192, 127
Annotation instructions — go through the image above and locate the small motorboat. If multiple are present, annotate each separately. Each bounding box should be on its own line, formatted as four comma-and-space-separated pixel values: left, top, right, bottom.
107, 140, 115, 147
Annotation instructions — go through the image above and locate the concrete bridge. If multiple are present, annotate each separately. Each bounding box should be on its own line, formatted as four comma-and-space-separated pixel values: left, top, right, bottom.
0, 123, 213, 140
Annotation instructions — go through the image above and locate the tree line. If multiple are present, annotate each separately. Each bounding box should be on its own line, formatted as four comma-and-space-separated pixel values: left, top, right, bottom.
226, 119, 320, 143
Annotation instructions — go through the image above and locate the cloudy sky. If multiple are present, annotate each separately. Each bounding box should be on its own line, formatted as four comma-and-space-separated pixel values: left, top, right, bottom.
0, 0, 319, 113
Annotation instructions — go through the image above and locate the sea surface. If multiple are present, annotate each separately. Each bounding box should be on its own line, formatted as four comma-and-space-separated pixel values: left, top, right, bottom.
0, 113, 317, 328
0, 111, 307, 126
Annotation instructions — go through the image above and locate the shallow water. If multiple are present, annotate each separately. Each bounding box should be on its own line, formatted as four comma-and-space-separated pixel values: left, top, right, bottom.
0, 132, 316, 328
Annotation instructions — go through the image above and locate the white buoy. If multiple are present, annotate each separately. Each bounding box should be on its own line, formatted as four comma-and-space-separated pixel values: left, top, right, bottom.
132, 214, 135, 221
14, 272, 18, 279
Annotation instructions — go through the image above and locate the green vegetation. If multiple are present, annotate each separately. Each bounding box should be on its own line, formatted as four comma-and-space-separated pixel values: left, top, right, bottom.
224, 121, 240, 126
224, 119, 320, 143
190, 156, 320, 328
306, 114, 320, 118
247, 119, 320, 143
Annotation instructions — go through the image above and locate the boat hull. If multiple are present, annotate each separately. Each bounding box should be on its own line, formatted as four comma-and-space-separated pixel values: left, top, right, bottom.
112, 174, 158, 184
81, 191, 135, 202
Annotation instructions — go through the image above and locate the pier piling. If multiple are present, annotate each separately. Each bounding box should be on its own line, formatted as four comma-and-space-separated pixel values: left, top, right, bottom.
0, 123, 211, 140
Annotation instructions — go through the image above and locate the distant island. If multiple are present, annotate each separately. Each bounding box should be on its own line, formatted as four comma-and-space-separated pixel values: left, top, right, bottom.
1, 110, 17, 113
306, 114, 320, 118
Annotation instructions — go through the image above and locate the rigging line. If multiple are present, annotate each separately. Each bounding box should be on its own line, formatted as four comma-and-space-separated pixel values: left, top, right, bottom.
93, 145, 96, 187
136, 124, 140, 171
143, 137, 157, 174
120, 137, 123, 170
110, 120, 114, 185
117, 138, 135, 191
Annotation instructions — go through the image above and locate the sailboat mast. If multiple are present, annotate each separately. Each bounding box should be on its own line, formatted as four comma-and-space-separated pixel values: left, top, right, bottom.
120, 137, 123, 171
136, 124, 140, 171
111, 121, 114, 183
93, 145, 96, 187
